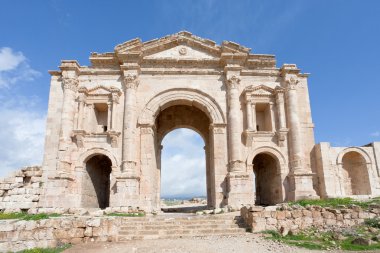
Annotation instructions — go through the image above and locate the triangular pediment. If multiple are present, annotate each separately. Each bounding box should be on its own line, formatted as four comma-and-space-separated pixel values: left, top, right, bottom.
114, 31, 251, 59
246, 85, 275, 96
87, 85, 112, 95
145, 45, 214, 60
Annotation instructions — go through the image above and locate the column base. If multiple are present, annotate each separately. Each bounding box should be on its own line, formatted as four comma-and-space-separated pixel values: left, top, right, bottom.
226, 171, 254, 207
110, 173, 140, 207
228, 160, 245, 172
287, 171, 319, 201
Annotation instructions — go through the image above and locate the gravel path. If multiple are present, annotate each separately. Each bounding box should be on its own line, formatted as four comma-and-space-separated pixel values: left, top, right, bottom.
64, 233, 356, 253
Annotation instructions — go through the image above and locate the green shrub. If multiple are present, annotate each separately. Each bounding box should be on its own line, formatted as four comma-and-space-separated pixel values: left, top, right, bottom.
365, 218, 380, 229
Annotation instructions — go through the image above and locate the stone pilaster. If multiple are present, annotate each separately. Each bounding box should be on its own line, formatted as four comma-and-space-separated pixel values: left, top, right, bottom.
281, 64, 318, 200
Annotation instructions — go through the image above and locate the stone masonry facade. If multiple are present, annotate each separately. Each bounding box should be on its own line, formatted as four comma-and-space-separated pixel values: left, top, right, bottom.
2, 31, 380, 213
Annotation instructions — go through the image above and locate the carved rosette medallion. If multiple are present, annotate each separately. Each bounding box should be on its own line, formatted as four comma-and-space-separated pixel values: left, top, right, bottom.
63, 78, 79, 92
179, 47, 187, 55
227, 75, 241, 89
123, 74, 139, 90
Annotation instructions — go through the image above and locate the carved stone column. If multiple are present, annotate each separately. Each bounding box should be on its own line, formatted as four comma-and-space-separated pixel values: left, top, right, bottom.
111, 92, 120, 130
251, 103, 257, 132
77, 92, 86, 130
121, 73, 139, 176
59, 77, 78, 150
226, 75, 244, 172
245, 100, 253, 131
275, 89, 286, 130
282, 64, 318, 200
269, 102, 276, 131
107, 101, 112, 131
285, 76, 304, 172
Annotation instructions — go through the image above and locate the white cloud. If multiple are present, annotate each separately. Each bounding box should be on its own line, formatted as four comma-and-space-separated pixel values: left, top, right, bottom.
0, 47, 41, 88
371, 131, 380, 137
0, 98, 46, 178
0, 48, 45, 178
161, 128, 206, 198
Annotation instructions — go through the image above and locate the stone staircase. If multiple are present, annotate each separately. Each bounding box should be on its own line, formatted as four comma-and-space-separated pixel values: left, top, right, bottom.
116, 212, 248, 241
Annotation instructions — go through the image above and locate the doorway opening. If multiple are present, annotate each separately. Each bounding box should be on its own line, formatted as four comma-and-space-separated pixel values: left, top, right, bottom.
83, 155, 112, 209
252, 153, 281, 205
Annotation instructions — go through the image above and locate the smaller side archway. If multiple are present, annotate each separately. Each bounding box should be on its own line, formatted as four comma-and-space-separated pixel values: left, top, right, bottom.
77, 148, 117, 209
249, 147, 286, 205
84, 155, 112, 209
337, 149, 372, 196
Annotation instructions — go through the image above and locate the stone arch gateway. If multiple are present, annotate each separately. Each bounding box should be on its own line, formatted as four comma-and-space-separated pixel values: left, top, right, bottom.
31, 31, 380, 213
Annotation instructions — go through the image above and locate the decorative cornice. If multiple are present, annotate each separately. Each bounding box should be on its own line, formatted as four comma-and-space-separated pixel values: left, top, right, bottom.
62, 78, 78, 92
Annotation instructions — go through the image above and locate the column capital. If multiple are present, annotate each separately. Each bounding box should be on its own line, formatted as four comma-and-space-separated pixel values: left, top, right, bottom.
123, 73, 139, 90
111, 93, 120, 104
209, 123, 227, 134
62, 78, 79, 92
77, 92, 86, 102
285, 76, 299, 91
139, 123, 156, 134
226, 75, 241, 89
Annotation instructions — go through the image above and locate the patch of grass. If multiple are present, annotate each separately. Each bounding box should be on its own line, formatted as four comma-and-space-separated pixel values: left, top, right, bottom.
289, 197, 380, 209
340, 239, 380, 251
106, 212, 145, 217
22, 213, 61, 221
365, 218, 380, 229
264, 225, 380, 251
0, 212, 61, 221
264, 229, 333, 250
0, 212, 26, 220
16, 244, 71, 253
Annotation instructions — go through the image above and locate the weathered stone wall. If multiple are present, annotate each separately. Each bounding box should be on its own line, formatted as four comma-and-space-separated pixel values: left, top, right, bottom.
0, 216, 127, 252
241, 205, 380, 234
0, 166, 42, 212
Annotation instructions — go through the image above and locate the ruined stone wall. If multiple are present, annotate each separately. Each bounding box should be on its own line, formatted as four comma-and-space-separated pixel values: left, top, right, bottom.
0, 166, 42, 212
314, 143, 380, 198
241, 205, 380, 234
0, 216, 125, 252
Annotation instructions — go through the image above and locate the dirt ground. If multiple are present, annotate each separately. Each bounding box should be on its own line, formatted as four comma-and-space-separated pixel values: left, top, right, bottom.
64, 233, 366, 253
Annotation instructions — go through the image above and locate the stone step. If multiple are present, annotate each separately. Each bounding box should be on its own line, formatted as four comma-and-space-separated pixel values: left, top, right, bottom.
119, 220, 241, 226
117, 228, 247, 241
119, 227, 246, 236
119, 223, 244, 231
122, 218, 241, 225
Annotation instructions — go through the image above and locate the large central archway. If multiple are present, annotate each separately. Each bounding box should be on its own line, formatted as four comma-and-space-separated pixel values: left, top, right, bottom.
138, 88, 228, 210
156, 105, 211, 208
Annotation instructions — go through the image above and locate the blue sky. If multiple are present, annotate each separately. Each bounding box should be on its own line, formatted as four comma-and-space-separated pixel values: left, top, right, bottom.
1, 0, 379, 197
